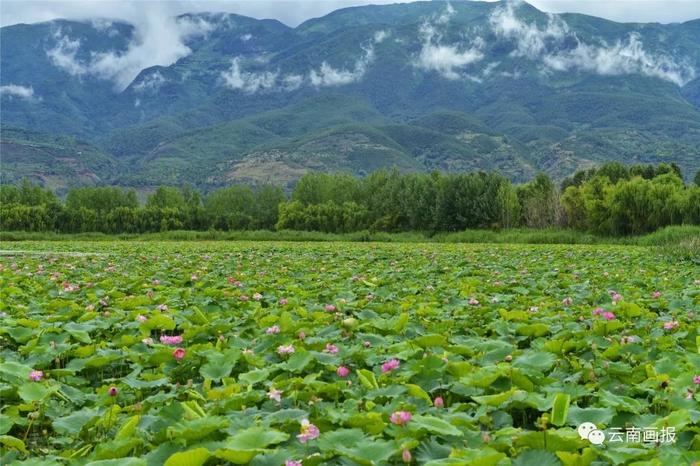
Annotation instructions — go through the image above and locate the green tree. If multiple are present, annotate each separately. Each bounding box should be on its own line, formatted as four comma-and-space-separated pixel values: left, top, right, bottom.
146, 187, 186, 210
254, 185, 286, 229
205, 185, 256, 230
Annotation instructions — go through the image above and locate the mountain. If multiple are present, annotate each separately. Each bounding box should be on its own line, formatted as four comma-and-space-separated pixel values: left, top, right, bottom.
1, 1, 699, 190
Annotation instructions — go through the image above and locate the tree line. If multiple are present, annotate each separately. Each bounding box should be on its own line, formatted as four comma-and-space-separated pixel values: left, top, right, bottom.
1, 163, 699, 236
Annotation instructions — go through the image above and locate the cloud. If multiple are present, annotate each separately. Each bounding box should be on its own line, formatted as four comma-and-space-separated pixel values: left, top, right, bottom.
282, 74, 304, 91
133, 70, 166, 93
489, 2, 696, 86
489, 2, 568, 59
542, 33, 696, 86
221, 31, 381, 92
47, 30, 88, 76
373, 29, 389, 43
0, 84, 36, 100
46, 11, 213, 90
90, 18, 120, 37
436, 2, 456, 25
221, 57, 279, 93
414, 6, 484, 80
309, 44, 374, 87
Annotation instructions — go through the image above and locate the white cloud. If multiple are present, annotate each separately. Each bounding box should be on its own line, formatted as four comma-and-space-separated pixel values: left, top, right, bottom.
221, 31, 382, 93
133, 70, 166, 93
489, 2, 568, 59
47, 30, 88, 76
436, 2, 456, 25
489, 2, 696, 86
0, 84, 36, 100
90, 18, 119, 37
309, 45, 374, 87
282, 74, 304, 91
46, 13, 213, 90
414, 5, 484, 80
542, 33, 696, 86
373, 29, 389, 43
221, 57, 279, 93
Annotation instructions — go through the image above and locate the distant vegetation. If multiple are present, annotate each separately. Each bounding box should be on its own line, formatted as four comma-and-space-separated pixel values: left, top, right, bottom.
1, 162, 699, 237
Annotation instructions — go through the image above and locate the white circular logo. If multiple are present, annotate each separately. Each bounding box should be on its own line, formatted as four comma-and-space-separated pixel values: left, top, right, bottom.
588, 429, 605, 445
577, 422, 605, 445
577, 422, 597, 439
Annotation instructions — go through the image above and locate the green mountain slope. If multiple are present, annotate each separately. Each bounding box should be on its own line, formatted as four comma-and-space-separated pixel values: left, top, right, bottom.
1, 1, 699, 186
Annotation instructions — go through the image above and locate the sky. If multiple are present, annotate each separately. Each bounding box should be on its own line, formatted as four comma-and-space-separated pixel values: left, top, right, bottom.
1, 0, 699, 28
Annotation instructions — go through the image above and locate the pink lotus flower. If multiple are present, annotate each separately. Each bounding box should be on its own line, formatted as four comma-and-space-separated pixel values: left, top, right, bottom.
286, 461, 302, 466
29, 370, 43, 382
337, 366, 350, 377
190, 274, 198, 281
603, 311, 616, 320
592, 307, 604, 316
268, 388, 282, 403
381, 359, 400, 373
297, 331, 306, 340
297, 419, 320, 443
663, 320, 679, 330
652, 291, 662, 299
253, 293, 263, 301
468, 297, 480, 306
108, 386, 118, 397
160, 335, 183, 345
611, 293, 623, 303
266, 325, 280, 335
390, 411, 412, 426
324, 304, 336, 312
136, 315, 147, 322
239, 295, 249, 302
172, 348, 186, 361
433, 396, 444, 408
157, 304, 168, 312
363, 340, 371, 348
152, 279, 161, 285
402, 449, 412, 463
142, 337, 154, 345
278, 344, 295, 355
562, 297, 573, 306
325, 343, 339, 354
279, 298, 288, 305
693, 375, 700, 385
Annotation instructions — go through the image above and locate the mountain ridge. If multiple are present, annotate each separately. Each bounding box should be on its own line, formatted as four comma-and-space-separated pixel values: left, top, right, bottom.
1, 0, 699, 189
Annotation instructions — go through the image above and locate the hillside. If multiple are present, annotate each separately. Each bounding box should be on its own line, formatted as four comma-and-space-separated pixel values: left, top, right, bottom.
1, 1, 699, 187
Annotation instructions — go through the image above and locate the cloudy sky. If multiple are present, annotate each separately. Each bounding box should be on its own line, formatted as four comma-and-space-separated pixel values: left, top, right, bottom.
1, 0, 699, 27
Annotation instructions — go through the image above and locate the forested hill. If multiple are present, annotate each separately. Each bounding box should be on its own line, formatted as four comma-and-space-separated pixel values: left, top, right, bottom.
2, 1, 700, 190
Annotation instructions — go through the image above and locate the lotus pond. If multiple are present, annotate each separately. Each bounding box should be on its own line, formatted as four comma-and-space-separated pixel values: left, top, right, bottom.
0, 241, 698, 466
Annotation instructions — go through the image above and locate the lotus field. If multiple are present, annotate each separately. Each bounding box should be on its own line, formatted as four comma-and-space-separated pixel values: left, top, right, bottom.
0, 241, 699, 466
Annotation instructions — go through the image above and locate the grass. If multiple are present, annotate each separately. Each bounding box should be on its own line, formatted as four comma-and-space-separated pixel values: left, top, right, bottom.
1, 225, 698, 251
